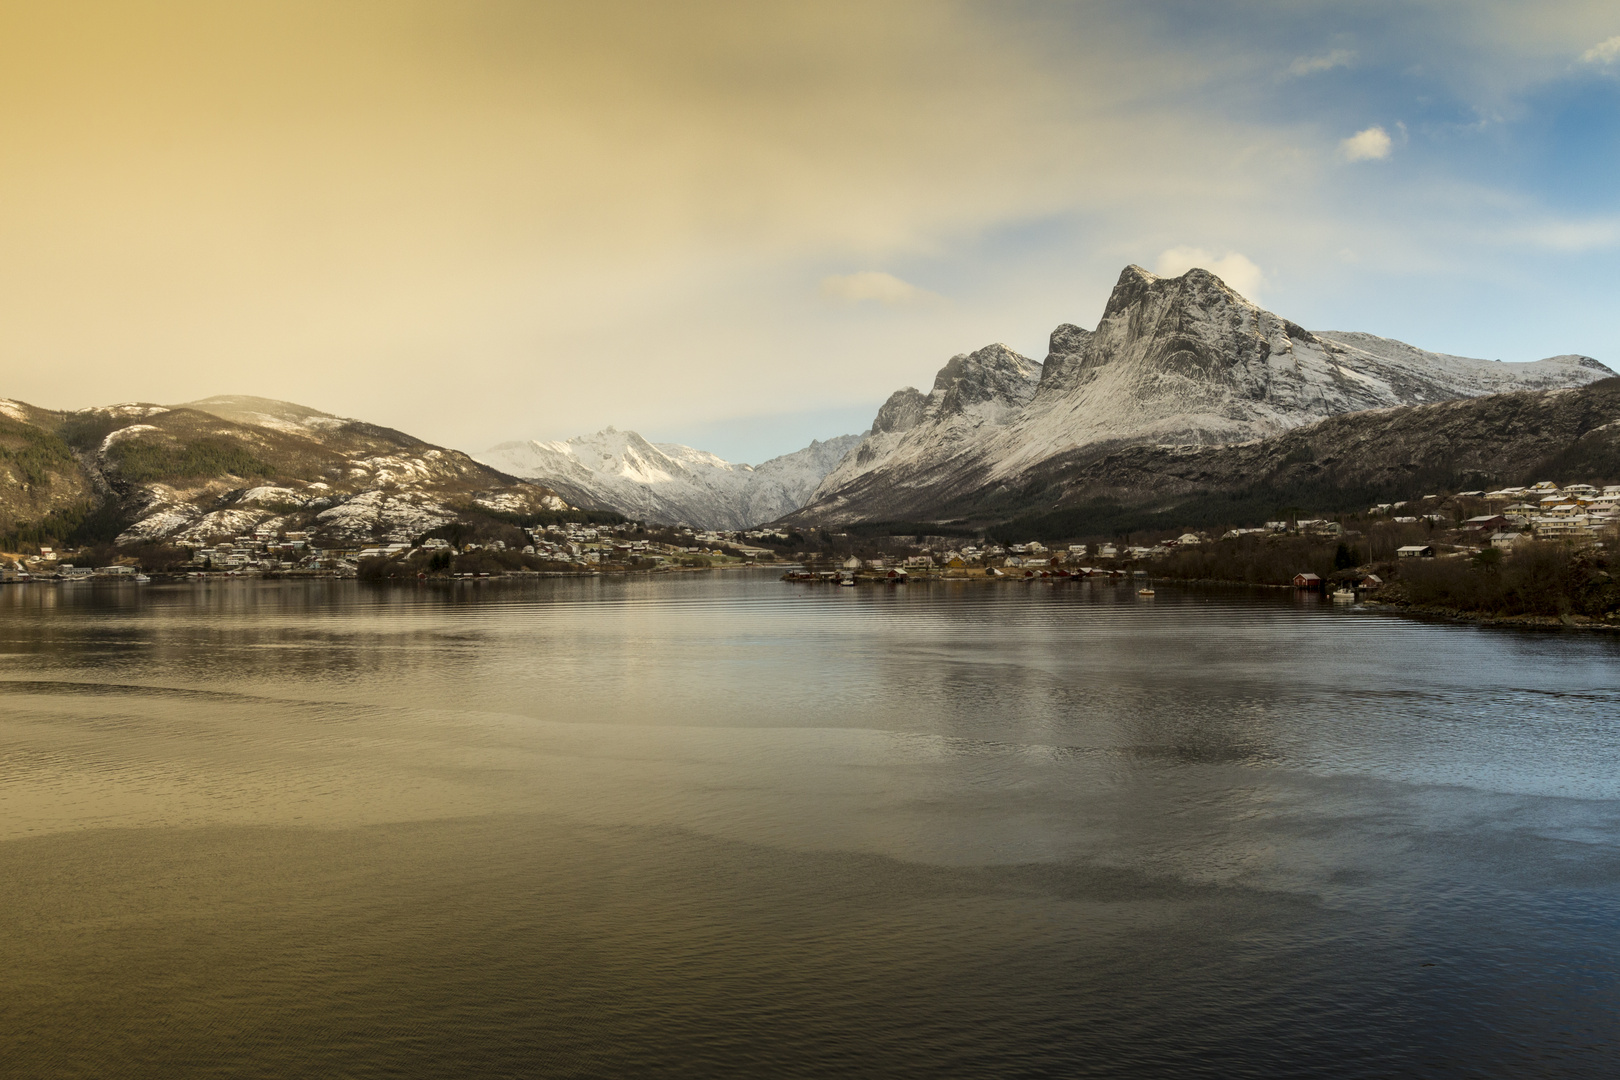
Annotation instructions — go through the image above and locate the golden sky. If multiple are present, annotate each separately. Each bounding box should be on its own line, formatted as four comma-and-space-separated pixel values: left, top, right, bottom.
2, 2, 1617, 460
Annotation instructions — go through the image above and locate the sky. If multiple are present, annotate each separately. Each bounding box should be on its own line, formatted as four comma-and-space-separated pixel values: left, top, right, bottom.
1, 1, 1618, 464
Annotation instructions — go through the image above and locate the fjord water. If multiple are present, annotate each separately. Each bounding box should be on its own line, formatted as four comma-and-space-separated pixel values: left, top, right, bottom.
2, 575, 1617, 1078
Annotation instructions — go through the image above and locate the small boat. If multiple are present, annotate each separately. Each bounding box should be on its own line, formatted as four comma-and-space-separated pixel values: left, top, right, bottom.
1137, 587, 1155, 596
133, 573, 151, 583
1332, 588, 1356, 601
839, 578, 855, 587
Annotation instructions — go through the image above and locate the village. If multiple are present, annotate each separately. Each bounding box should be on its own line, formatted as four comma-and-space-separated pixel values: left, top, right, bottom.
0, 518, 779, 582
2, 479, 1617, 593
781, 480, 1620, 588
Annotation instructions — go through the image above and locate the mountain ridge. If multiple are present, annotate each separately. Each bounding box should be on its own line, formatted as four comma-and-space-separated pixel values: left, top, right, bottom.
791, 265, 1614, 525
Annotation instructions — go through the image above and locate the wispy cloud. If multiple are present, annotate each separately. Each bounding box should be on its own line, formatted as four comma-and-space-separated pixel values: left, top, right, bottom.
819, 271, 942, 307
1340, 126, 1393, 161
1286, 49, 1356, 77
1581, 36, 1620, 64
1154, 248, 1264, 302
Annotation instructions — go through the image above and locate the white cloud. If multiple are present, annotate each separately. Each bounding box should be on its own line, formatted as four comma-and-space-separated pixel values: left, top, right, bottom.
818, 271, 941, 306
1153, 248, 1265, 301
1581, 36, 1620, 64
1286, 49, 1356, 77
1340, 126, 1393, 161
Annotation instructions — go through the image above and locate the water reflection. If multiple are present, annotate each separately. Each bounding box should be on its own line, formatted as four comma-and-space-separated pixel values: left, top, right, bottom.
0, 575, 1617, 1077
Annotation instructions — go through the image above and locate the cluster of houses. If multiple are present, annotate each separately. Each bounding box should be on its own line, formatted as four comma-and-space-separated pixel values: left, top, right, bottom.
3, 526, 367, 580
886, 536, 1227, 567
789, 538, 1212, 584
1278, 480, 1620, 594
0, 518, 758, 581
513, 522, 775, 567
1369, 481, 1620, 546
1290, 570, 1385, 596
1, 510, 841, 582
8, 476, 1616, 585
0, 553, 152, 583
348, 521, 777, 573
785, 556, 1152, 585
786, 477, 1620, 590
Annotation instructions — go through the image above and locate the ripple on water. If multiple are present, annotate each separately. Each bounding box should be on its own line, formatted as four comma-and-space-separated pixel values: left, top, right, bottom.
0, 576, 1616, 1077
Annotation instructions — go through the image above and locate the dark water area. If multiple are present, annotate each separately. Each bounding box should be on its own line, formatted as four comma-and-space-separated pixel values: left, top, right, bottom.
1, 573, 1617, 1078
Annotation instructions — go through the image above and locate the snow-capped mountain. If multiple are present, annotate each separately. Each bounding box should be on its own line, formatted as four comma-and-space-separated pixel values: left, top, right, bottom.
478, 428, 863, 531
0, 393, 570, 548
793, 265, 1615, 524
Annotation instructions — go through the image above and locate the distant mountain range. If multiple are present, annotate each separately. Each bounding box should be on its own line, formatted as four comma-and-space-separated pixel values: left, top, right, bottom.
0, 394, 568, 549
4, 264, 1616, 552
489, 265, 1614, 535
783, 265, 1615, 527
476, 429, 862, 532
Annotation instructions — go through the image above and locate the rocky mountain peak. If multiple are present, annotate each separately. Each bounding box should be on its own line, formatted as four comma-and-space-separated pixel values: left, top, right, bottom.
1037, 323, 1093, 394
870, 343, 1041, 437
929, 343, 1042, 419
1029, 264, 1332, 416
872, 387, 929, 434
1097, 263, 1162, 319
793, 263, 1616, 526
1099, 264, 1271, 323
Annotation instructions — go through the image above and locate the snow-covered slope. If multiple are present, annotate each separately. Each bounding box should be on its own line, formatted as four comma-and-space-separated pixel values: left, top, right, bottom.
116, 398, 568, 544
795, 265, 1615, 523
478, 428, 863, 530
0, 394, 572, 548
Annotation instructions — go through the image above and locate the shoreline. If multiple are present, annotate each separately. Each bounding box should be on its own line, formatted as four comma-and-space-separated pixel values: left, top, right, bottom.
1131, 575, 1620, 633
0, 562, 759, 585
11, 568, 1619, 633
1360, 599, 1620, 633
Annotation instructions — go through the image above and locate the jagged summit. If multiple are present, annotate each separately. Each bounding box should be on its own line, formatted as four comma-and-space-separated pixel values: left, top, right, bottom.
930, 343, 1042, 419
790, 264, 1615, 525
871, 343, 1040, 436
1034, 323, 1093, 394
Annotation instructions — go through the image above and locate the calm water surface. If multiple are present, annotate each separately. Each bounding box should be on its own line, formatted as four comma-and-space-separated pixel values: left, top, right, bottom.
1, 573, 1617, 1078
